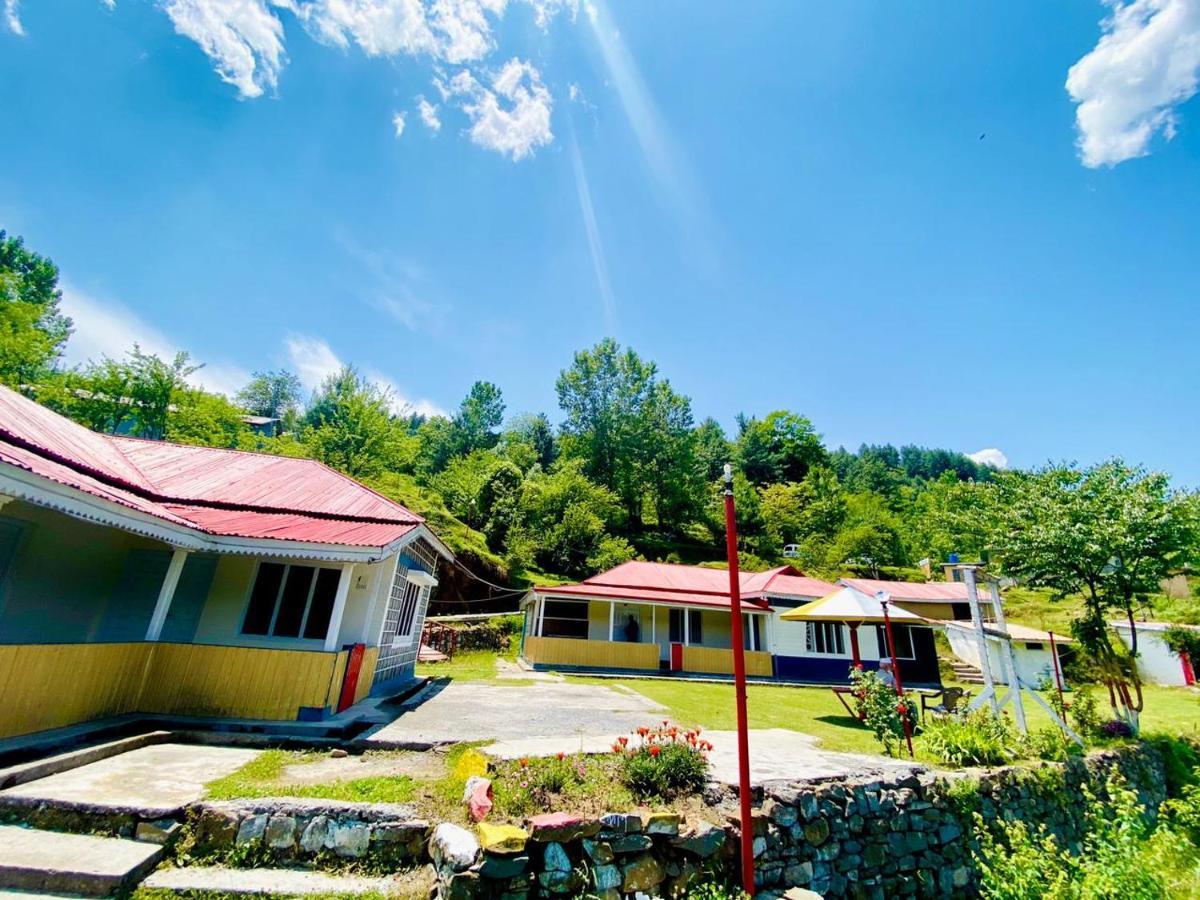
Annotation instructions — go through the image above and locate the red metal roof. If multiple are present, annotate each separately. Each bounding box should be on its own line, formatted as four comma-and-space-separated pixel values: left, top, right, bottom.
0, 385, 426, 550
840, 578, 981, 602
538, 561, 835, 610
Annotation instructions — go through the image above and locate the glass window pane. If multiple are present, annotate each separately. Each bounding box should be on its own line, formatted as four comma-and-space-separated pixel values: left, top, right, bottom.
303, 568, 341, 640
242, 563, 284, 635
273, 565, 315, 637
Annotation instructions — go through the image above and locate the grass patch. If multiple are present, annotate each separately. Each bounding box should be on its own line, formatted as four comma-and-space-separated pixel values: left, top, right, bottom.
205, 750, 418, 804
574, 676, 1200, 758
415, 646, 520, 683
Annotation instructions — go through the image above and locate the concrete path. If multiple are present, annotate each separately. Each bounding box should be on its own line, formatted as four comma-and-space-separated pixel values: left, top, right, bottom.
142, 866, 426, 896
367, 679, 666, 746
484, 728, 922, 787
0, 744, 260, 817
0, 825, 163, 896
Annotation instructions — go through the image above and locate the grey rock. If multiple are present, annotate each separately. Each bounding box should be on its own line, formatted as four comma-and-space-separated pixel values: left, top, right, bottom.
331, 822, 370, 858
673, 821, 726, 858
235, 814, 267, 845
265, 815, 296, 850
610, 834, 653, 854
134, 819, 180, 845
300, 816, 330, 853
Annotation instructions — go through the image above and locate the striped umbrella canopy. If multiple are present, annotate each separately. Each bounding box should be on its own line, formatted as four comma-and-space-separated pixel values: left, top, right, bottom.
780, 587, 923, 625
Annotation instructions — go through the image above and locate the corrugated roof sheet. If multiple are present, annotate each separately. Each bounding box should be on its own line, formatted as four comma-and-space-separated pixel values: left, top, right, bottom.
538, 561, 836, 611
0, 385, 425, 550
840, 577, 987, 602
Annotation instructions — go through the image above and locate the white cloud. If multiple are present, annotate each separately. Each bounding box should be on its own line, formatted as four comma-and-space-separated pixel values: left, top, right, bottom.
449, 57, 553, 160
5, 0, 24, 35
161, 0, 288, 98
1066, 0, 1200, 167
146, 0, 577, 156
417, 94, 442, 131
968, 448, 1010, 470
392, 110, 407, 137
284, 333, 345, 393
285, 333, 446, 417
59, 284, 249, 396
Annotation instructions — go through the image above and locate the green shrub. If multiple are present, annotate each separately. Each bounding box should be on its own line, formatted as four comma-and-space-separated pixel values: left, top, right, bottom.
1022, 726, 1082, 762
848, 667, 916, 757
613, 724, 710, 800
1067, 690, 1102, 741
922, 708, 1020, 767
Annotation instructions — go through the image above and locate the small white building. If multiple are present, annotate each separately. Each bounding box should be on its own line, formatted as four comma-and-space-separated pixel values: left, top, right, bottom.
1111, 621, 1198, 687
943, 621, 1070, 687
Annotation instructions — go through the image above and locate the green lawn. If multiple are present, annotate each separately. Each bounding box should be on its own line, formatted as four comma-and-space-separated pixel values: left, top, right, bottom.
205, 750, 418, 803
414, 644, 522, 683
572, 676, 1200, 758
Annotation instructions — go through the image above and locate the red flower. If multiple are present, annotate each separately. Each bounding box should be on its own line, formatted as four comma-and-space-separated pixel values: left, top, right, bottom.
897, 703, 907, 715
649, 745, 662, 757
618, 736, 629, 748
637, 726, 649, 737
519, 758, 529, 768
611, 743, 624, 754
556, 751, 565, 760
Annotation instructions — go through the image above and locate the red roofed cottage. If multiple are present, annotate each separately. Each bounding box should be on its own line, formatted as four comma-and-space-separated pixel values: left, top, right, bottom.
0, 385, 453, 740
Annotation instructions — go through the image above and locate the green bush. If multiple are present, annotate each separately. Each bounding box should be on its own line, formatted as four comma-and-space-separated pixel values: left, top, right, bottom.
849, 667, 916, 757
922, 708, 1020, 767
614, 724, 710, 800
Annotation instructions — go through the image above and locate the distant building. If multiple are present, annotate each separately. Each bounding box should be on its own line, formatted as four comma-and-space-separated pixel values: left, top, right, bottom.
1111, 620, 1198, 687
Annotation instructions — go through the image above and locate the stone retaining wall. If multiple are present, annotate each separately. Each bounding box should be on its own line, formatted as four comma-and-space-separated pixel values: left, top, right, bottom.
182, 746, 1168, 899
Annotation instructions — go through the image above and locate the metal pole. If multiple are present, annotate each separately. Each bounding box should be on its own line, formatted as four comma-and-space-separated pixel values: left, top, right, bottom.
1049, 630, 1066, 710
879, 596, 914, 757
962, 566, 998, 712
723, 464, 755, 897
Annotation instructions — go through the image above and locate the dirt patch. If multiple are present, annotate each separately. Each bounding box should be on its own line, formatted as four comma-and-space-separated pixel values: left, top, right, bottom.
279, 751, 444, 785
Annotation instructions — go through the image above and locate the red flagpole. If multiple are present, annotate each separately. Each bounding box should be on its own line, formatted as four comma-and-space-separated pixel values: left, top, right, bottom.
879, 596, 914, 758
723, 464, 755, 896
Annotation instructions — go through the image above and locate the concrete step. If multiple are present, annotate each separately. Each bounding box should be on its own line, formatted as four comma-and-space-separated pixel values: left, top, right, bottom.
142, 865, 430, 897
0, 825, 163, 897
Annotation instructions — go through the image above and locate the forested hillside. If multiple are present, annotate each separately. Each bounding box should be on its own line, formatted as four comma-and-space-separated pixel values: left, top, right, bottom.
3, 230, 1196, 627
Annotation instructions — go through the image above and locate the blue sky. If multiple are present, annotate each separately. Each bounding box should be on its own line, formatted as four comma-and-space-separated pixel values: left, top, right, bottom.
2, 0, 1198, 484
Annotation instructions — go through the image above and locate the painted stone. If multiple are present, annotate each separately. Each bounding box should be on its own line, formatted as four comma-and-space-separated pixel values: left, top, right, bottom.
610, 834, 653, 854
477, 823, 528, 855
644, 812, 680, 836
582, 838, 614, 864
599, 812, 643, 833
593, 863, 622, 890
542, 841, 571, 872
431, 822, 480, 873
527, 812, 599, 843
478, 853, 529, 879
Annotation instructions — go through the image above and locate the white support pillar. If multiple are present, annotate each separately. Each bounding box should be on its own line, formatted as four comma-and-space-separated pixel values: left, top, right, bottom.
989, 580, 1027, 733
683, 609, 691, 646
324, 563, 355, 652
536, 596, 545, 636
608, 600, 616, 642
651, 606, 656, 645
963, 566, 998, 713
145, 549, 188, 641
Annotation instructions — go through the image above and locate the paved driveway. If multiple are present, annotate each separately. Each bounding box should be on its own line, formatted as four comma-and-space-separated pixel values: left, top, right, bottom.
366, 679, 924, 785
365, 679, 666, 746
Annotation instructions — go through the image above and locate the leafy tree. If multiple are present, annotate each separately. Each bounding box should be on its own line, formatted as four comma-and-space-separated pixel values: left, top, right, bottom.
414, 415, 458, 474
125, 347, 201, 439
759, 482, 806, 551
500, 412, 557, 472
828, 521, 906, 578
907, 472, 994, 563
167, 389, 248, 447
557, 339, 698, 531
236, 370, 302, 433
734, 410, 826, 486
989, 460, 1197, 727
39, 363, 137, 434
693, 417, 731, 482
0, 230, 72, 386
303, 366, 402, 478
453, 381, 505, 454
794, 465, 848, 542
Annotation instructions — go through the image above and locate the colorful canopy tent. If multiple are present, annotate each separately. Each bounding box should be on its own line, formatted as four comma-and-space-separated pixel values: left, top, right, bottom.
780, 586, 923, 667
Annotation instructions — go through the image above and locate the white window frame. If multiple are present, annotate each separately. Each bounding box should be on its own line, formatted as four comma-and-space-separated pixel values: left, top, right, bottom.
391, 579, 424, 645
876, 624, 916, 660
805, 621, 846, 656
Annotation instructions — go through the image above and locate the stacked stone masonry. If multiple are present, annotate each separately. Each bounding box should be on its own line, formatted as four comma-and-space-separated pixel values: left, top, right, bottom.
183, 746, 1167, 899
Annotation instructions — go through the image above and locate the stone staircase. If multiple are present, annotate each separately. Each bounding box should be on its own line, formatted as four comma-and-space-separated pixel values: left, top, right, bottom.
946, 658, 986, 685
0, 825, 163, 897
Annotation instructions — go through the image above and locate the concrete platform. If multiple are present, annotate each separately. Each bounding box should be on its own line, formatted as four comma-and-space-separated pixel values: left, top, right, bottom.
0, 744, 260, 817
0, 825, 164, 896
142, 865, 428, 896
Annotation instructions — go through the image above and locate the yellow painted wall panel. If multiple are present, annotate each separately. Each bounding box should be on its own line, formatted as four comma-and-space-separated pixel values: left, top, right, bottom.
0, 642, 352, 739
681, 646, 774, 677
525, 636, 658, 671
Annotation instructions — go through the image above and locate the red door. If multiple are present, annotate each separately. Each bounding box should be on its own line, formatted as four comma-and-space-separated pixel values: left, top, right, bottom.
337, 643, 366, 712
670, 642, 683, 672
